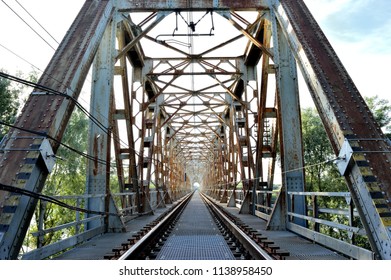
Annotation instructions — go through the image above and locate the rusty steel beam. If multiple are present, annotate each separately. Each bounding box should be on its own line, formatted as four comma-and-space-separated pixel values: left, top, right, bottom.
115, 24, 139, 204
275, 0, 391, 259
220, 12, 274, 59
85, 14, 124, 232
116, 12, 168, 61
266, 8, 306, 229
0, 0, 114, 259
117, 0, 269, 11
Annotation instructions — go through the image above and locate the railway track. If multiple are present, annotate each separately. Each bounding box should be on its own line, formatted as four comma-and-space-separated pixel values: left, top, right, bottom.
103, 191, 289, 260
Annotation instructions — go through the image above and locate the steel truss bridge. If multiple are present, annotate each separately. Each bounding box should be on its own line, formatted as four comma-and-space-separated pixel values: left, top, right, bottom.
1, 0, 391, 260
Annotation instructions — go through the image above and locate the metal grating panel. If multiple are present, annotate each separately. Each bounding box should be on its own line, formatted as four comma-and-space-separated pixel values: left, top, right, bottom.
156, 192, 235, 260
275, 236, 347, 260
157, 235, 234, 260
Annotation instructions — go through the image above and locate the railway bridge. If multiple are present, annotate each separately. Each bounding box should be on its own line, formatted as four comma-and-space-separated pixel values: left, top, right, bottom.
1, 0, 391, 260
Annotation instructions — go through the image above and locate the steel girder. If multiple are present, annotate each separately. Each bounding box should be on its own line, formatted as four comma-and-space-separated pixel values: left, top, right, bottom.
266, 6, 306, 229
86, 11, 124, 231
116, 0, 269, 11
0, 0, 114, 259
271, 0, 391, 259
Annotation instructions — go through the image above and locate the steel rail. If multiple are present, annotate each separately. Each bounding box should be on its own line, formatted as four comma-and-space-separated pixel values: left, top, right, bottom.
117, 191, 275, 260
200, 192, 274, 260
118, 191, 194, 260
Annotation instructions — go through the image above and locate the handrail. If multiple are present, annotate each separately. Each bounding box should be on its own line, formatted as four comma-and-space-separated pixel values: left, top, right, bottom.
203, 187, 370, 259
31, 216, 102, 237
20, 189, 182, 259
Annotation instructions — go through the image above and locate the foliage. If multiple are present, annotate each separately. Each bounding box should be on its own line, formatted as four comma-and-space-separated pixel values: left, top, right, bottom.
301, 107, 370, 248
301, 95, 391, 249
364, 95, 391, 135
0, 69, 20, 141
28, 108, 89, 248
301, 107, 345, 193
0, 69, 40, 142
27, 69, 40, 84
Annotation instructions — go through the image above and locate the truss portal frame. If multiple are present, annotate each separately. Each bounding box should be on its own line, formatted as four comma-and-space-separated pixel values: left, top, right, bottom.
0, 0, 390, 260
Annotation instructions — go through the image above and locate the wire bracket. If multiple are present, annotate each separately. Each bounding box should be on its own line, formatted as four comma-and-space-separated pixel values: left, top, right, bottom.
336, 139, 354, 176
39, 138, 56, 173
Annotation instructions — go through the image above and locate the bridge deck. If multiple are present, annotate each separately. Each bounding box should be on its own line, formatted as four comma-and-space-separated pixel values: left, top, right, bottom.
54, 205, 175, 260
216, 202, 347, 260
54, 193, 347, 260
155, 192, 235, 260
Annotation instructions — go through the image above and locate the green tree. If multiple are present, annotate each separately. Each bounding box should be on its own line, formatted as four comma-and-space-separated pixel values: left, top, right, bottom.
20, 106, 88, 249
301, 106, 372, 248
301, 107, 344, 192
0, 69, 40, 142
364, 95, 391, 135
28, 108, 89, 248
0, 70, 20, 141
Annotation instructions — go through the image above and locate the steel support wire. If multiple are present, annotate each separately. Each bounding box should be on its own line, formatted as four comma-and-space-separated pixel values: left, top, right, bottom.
0, 120, 108, 165
0, 71, 174, 174
1, 0, 56, 50
0, 183, 119, 217
0, 71, 109, 135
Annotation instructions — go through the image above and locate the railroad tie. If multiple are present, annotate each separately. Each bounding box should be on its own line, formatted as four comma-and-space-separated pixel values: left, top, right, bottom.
103, 253, 116, 260
127, 238, 136, 244
112, 247, 124, 257
274, 250, 290, 260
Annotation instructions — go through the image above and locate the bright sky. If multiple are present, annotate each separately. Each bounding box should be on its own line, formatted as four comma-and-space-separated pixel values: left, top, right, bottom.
0, 0, 390, 104
304, 0, 391, 105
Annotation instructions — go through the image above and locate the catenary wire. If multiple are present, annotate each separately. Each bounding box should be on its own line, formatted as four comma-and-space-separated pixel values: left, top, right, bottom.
0, 42, 42, 73
0, 119, 108, 165
0, 71, 110, 135
0, 71, 175, 176
14, 0, 60, 45
0, 42, 106, 134
0, 183, 120, 216
1, 0, 56, 50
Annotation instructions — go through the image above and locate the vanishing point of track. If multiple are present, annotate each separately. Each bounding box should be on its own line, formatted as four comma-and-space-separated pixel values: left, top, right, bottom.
103, 191, 289, 260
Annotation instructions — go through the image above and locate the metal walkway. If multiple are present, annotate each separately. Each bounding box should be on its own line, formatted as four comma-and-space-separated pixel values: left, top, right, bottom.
156, 191, 235, 260
217, 201, 348, 260
53, 192, 349, 260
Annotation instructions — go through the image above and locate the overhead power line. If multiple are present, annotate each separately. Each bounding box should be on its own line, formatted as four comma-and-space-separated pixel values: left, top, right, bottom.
0, 119, 109, 165
14, 0, 60, 45
0, 183, 119, 216
1, 0, 56, 50
0, 42, 42, 72
0, 71, 110, 136
0, 72, 174, 175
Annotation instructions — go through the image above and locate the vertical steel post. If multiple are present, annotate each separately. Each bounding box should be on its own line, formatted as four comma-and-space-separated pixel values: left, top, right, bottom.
86, 13, 124, 232
267, 7, 306, 229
